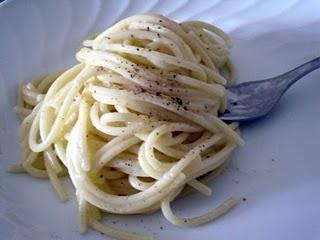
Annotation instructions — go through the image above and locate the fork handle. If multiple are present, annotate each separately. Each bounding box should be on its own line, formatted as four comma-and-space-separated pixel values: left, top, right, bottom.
277, 56, 320, 88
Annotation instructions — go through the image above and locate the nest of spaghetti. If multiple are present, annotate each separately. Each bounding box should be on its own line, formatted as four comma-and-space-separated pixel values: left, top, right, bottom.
13, 14, 243, 240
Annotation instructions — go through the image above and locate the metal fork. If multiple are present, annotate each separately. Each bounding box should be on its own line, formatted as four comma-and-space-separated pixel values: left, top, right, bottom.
220, 56, 320, 121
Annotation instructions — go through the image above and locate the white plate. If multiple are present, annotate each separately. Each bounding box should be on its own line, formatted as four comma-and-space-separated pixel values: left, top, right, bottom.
1, 0, 320, 239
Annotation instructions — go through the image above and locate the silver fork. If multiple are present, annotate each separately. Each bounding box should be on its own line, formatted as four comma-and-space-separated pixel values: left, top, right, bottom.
220, 56, 320, 121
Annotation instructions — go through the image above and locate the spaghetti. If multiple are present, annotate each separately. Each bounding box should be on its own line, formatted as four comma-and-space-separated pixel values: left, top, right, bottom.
11, 14, 243, 240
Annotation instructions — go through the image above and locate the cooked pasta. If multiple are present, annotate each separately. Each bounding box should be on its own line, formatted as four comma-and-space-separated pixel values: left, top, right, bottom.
11, 14, 243, 240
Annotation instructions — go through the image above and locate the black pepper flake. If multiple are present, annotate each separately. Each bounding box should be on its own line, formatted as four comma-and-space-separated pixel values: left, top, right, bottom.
184, 219, 188, 223
173, 74, 176, 78
232, 102, 238, 106
147, 26, 150, 31
157, 33, 161, 38
136, 48, 140, 51
156, 92, 161, 96
199, 34, 202, 37
242, 197, 247, 202
159, 20, 163, 22
176, 97, 183, 105
130, 34, 134, 38
112, 221, 116, 224
183, 106, 188, 111
225, 109, 230, 114
169, 88, 173, 92
160, 226, 163, 230
106, 36, 111, 40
